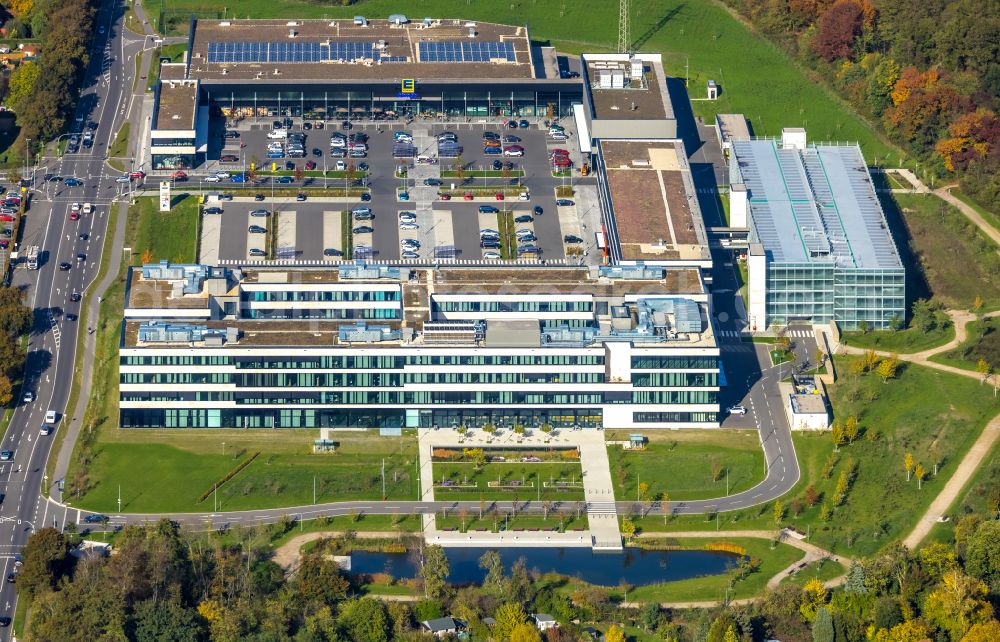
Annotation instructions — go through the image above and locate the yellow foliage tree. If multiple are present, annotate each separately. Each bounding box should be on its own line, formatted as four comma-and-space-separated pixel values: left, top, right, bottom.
923, 571, 995, 641
509, 623, 542, 642
196, 599, 223, 624
961, 620, 1000, 642
606, 625, 626, 642
869, 619, 932, 642
799, 578, 829, 621
904, 452, 914, 481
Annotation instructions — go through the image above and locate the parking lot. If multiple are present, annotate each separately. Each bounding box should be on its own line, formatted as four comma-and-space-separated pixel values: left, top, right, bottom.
199, 118, 600, 264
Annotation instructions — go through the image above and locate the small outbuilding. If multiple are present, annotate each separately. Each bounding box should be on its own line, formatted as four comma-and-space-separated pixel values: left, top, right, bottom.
532, 614, 558, 631
421, 617, 460, 638
707, 79, 718, 100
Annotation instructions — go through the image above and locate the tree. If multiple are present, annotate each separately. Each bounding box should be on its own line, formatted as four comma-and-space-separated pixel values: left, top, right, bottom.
834, 471, 849, 506
805, 485, 821, 506
923, 570, 994, 640
479, 550, 505, 596
812, 607, 835, 642
914, 463, 926, 488
965, 520, 1000, 591
844, 561, 868, 594
637, 481, 650, 502
296, 553, 350, 606
773, 500, 785, 525
638, 602, 661, 632
344, 162, 358, 193
6, 62, 39, 115
799, 578, 829, 621
131, 599, 205, 642
341, 598, 390, 642
706, 613, 737, 642
876, 356, 899, 382
452, 155, 466, 184
0, 374, 12, 408
844, 415, 859, 442
814, 0, 865, 61
605, 624, 626, 642
831, 422, 846, 449
820, 503, 833, 521
723, 624, 739, 642
904, 452, 914, 481
977, 358, 991, 384
420, 544, 449, 599
17, 527, 71, 600
0, 287, 32, 339
660, 490, 670, 524
621, 517, 636, 540
510, 623, 542, 642
961, 620, 1000, 642
494, 603, 528, 640
919, 542, 958, 580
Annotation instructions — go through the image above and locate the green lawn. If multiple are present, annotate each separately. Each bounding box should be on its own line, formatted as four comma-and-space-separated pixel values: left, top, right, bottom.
607, 430, 765, 501
930, 316, 1000, 372
949, 188, 1000, 234
107, 122, 131, 171
779, 557, 848, 588
626, 356, 1000, 557
841, 324, 956, 354
431, 461, 584, 501
133, 195, 200, 264
76, 430, 419, 513
145, 0, 895, 162
889, 193, 1000, 309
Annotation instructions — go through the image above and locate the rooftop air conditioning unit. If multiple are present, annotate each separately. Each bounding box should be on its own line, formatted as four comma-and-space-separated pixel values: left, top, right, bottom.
288, 28, 297, 38
468, 27, 476, 38
286, 21, 299, 26
219, 21, 231, 27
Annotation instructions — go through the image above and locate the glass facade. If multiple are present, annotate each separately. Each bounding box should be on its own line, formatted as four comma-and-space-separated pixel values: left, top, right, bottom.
765, 263, 905, 329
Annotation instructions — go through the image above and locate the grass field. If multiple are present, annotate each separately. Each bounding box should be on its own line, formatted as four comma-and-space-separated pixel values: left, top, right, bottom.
437, 510, 588, 533
133, 195, 200, 263
431, 461, 584, 501
606, 430, 765, 501
626, 356, 1000, 557
950, 188, 1000, 234
778, 557, 848, 588
841, 324, 955, 354
921, 438, 1000, 548
930, 316, 1000, 372
888, 193, 1000, 309
141, 0, 896, 161
107, 122, 131, 171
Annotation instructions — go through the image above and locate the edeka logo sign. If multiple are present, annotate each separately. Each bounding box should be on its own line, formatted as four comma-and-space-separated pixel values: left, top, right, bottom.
397, 78, 420, 99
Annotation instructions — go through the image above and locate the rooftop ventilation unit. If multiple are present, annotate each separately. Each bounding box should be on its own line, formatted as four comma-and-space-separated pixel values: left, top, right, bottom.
468, 27, 476, 38
285, 21, 299, 26
629, 57, 643, 79
388, 14, 408, 25
288, 27, 297, 38
423, 17, 433, 27
219, 21, 231, 27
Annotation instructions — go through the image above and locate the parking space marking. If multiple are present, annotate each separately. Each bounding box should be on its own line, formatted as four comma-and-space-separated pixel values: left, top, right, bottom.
430, 209, 455, 253
245, 211, 264, 260
276, 210, 297, 260
199, 211, 222, 265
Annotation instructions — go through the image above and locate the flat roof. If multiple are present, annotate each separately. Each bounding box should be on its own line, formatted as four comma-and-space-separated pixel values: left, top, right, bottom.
790, 394, 827, 415
716, 114, 750, 142
433, 267, 705, 296
585, 58, 669, 121
186, 18, 535, 81
154, 81, 198, 131
598, 140, 710, 262
732, 138, 903, 269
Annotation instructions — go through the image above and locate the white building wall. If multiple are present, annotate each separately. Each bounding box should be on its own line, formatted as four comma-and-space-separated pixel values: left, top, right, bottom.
747, 244, 768, 332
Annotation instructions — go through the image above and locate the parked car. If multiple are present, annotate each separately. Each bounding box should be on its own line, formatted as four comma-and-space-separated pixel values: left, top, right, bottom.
478, 205, 499, 214
250, 209, 270, 217
352, 225, 374, 234
222, 130, 240, 139
323, 248, 342, 257
556, 199, 575, 206
727, 405, 748, 416
518, 119, 530, 128
275, 176, 293, 184
564, 235, 583, 244
305, 161, 316, 170
254, 194, 266, 201
84, 514, 108, 524
220, 154, 239, 162
295, 193, 307, 201
248, 248, 266, 257
203, 207, 223, 214
248, 225, 267, 234
401, 251, 420, 259
483, 251, 502, 260
514, 215, 534, 224
423, 178, 442, 186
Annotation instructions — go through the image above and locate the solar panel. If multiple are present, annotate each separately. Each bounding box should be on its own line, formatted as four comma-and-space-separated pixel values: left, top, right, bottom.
206, 41, 404, 64
418, 41, 515, 63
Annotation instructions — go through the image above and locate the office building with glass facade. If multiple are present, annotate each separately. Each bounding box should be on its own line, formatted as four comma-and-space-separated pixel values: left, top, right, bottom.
149, 17, 584, 170
119, 263, 720, 430
730, 129, 905, 330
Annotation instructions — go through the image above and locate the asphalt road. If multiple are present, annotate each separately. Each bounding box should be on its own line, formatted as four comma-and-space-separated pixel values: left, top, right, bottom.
0, 0, 148, 631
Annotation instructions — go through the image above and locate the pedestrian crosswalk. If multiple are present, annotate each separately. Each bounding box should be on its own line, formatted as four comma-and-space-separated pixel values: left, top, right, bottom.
717, 329, 743, 339
784, 329, 814, 338
586, 501, 617, 516
716, 328, 814, 339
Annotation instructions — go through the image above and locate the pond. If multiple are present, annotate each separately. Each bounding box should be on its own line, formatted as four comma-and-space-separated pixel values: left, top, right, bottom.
349, 546, 741, 587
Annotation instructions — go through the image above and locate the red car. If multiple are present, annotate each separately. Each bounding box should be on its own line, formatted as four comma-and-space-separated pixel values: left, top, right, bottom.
552, 157, 572, 167
0, 240, 8, 248
550, 149, 570, 157
129, 170, 146, 179
70, 211, 80, 221
438, 193, 451, 201
463, 193, 474, 201
495, 193, 505, 200
305, 161, 316, 170
0, 215, 14, 222
170, 171, 187, 180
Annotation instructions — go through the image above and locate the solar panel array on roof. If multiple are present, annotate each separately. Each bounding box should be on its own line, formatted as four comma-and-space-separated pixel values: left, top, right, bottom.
206, 41, 408, 64
417, 40, 515, 63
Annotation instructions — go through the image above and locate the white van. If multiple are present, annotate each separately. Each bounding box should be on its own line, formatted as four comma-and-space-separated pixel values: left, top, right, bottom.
266, 130, 288, 140
45, 410, 57, 423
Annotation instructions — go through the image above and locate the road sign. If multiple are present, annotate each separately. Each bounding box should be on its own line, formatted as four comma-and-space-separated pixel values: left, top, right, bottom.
159, 181, 171, 211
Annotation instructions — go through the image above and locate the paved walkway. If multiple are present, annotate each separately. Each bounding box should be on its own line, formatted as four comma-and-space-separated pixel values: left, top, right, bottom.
273, 530, 404, 570
835, 310, 1000, 550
